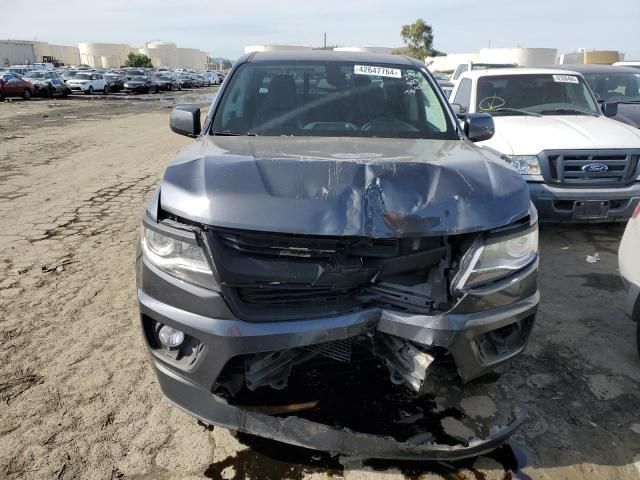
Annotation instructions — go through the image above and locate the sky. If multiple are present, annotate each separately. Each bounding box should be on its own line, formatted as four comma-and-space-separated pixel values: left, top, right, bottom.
2, 0, 639, 60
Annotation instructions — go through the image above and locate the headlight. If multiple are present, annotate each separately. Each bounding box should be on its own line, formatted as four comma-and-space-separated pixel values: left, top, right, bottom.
141, 226, 218, 290
502, 155, 540, 175
453, 226, 538, 291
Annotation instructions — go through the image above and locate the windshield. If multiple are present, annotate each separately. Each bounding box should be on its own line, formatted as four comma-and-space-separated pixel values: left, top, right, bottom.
211, 61, 456, 139
583, 72, 640, 103
25, 71, 46, 78
63, 70, 77, 77
476, 74, 600, 116
129, 76, 146, 81
74, 73, 92, 80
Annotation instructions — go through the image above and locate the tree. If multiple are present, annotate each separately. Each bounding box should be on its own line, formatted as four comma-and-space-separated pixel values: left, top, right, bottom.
400, 19, 441, 59
125, 53, 154, 68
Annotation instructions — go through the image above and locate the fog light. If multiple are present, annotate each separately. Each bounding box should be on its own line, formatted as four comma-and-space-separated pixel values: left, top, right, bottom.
158, 325, 185, 348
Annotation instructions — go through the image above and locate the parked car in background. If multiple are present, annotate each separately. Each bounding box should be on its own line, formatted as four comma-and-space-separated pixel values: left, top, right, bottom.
6, 65, 34, 76
177, 74, 194, 89
24, 70, 70, 97
548, 64, 640, 128
153, 75, 180, 91
619, 203, 640, 356
123, 76, 154, 94
104, 73, 126, 92
213, 71, 225, 84
66, 72, 109, 94
137, 51, 540, 458
123, 69, 148, 80
0, 72, 35, 99
450, 68, 640, 222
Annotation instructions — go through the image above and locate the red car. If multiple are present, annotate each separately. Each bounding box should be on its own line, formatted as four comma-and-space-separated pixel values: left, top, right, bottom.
0, 72, 35, 100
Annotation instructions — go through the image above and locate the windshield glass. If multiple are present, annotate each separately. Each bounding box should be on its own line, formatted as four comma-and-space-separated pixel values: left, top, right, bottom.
129, 76, 146, 81
74, 73, 92, 80
211, 61, 456, 139
25, 71, 46, 78
476, 74, 600, 116
583, 72, 640, 102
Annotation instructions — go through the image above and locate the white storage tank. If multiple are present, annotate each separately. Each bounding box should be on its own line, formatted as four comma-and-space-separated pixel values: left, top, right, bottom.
141, 41, 178, 68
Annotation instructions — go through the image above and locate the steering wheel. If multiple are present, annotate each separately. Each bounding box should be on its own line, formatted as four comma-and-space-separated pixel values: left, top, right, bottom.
361, 117, 418, 132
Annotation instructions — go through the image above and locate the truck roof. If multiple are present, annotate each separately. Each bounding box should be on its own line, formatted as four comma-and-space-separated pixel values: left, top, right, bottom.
459, 67, 583, 79
244, 50, 417, 66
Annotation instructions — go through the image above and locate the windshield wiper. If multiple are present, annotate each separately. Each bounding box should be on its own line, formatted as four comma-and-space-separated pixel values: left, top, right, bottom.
490, 108, 542, 117
538, 108, 599, 117
212, 131, 256, 136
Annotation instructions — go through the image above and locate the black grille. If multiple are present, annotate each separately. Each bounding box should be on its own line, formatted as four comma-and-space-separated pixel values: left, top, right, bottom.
207, 228, 449, 322
542, 150, 640, 186
237, 284, 357, 306
218, 230, 399, 259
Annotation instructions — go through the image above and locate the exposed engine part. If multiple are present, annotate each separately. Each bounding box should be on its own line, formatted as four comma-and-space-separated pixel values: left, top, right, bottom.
304, 338, 352, 362
375, 334, 435, 393
245, 349, 316, 391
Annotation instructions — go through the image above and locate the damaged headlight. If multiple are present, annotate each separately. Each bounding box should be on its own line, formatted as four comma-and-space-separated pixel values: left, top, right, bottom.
454, 225, 538, 291
141, 226, 218, 290
502, 155, 541, 175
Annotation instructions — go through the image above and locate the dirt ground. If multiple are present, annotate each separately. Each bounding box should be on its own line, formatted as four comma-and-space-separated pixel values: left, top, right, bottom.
0, 93, 638, 480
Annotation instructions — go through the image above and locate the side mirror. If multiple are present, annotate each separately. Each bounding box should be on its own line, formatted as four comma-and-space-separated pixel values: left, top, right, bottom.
450, 103, 467, 119
170, 105, 201, 137
465, 113, 495, 142
601, 102, 618, 118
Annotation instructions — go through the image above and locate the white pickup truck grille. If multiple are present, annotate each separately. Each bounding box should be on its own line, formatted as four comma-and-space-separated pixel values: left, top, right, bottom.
540, 150, 640, 187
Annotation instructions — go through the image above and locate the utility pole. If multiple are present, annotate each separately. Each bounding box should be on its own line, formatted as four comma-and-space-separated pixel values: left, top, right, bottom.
324, 32, 327, 49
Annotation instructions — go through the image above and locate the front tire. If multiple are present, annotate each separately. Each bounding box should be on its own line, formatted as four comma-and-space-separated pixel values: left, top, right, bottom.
87, 86, 94, 95
103, 85, 109, 95
23, 89, 32, 100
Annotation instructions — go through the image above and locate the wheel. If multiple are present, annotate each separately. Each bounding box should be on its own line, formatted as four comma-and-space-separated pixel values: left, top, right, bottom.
62, 88, 70, 98
47, 86, 53, 98
178, 84, 182, 91
155, 86, 160, 94
168, 84, 173, 91
103, 85, 109, 95
0, 89, 4, 101
23, 89, 31, 100
87, 86, 94, 95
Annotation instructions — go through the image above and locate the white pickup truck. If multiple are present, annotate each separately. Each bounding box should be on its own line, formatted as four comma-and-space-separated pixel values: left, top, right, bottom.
450, 68, 640, 222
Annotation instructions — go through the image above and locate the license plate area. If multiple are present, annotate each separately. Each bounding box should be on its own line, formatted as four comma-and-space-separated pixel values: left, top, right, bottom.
573, 200, 610, 220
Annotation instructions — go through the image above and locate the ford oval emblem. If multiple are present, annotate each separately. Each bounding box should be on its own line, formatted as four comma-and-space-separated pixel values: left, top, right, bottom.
582, 163, 609, 173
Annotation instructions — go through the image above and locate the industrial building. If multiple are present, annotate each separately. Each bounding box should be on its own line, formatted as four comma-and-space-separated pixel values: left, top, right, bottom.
1, 39, 78, 67
1, 39, 207, 69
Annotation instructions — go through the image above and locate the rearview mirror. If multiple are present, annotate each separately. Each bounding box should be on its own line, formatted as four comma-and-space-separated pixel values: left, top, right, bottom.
170, 105, 201, 137
464, 113, 495, 142
601, 102, 618, 118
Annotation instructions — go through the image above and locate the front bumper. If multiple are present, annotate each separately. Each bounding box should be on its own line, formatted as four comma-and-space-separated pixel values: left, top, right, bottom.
528, 180, 640, 222
137, 252, 538, 457
68, 84, 89, 92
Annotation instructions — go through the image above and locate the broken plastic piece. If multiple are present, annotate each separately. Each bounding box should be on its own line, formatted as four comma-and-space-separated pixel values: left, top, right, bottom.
585, 253, 600, 263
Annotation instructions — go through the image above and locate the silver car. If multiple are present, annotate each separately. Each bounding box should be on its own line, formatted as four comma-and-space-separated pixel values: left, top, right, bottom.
619, 203, 640, 355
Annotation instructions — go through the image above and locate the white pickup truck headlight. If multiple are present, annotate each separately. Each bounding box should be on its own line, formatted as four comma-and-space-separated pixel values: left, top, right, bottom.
502, 155, 541, 175
454, 226, 538, 291
141, 226, 218, 290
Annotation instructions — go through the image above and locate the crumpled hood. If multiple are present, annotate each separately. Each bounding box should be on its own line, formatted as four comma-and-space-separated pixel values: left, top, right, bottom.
159, 136, 531, 237
484, 115, 640, 155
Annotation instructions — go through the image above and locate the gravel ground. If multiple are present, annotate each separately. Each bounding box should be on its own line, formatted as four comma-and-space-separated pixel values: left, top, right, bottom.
0, 94, 638, 480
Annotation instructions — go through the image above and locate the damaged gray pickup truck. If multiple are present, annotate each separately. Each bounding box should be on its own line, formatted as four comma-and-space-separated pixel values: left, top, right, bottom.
136, 51, 540, 460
